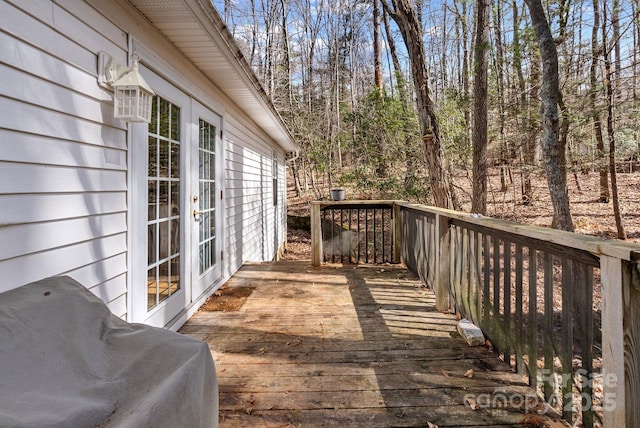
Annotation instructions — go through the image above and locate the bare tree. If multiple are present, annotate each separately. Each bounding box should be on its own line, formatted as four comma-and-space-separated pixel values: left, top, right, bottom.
450, 0, 472, 147
556, 0, 572, 191
591, 0, 609, 203
382, 0, 455, 208
373, 0, 383, 93
382, 7, 405, 99
492, 0, 509, 192
280, 0, 293, 111
512, 0, 537, 204
472, 0, 490, 214
524, 0, 574, 231
602, 1, 626, 239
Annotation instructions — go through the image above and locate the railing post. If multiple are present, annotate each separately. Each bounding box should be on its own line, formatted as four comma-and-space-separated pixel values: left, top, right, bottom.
434, 212, 450, 312
310, 202, 323, 267
600, 255, 627, 427
392, 203, 402, 264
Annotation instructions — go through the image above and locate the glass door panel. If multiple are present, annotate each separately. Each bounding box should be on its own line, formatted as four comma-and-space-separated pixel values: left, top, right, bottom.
147, 96, 182, 311
198, 119, 216, 275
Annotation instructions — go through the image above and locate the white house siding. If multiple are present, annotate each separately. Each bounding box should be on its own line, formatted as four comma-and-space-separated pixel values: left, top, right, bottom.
0, 0, 129, 317
1, 0, 292, 327
224, 117, 286, 275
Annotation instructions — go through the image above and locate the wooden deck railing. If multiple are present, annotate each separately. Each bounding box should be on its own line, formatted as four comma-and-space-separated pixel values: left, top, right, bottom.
309, 201, 401, 266
310, 200, 639, 428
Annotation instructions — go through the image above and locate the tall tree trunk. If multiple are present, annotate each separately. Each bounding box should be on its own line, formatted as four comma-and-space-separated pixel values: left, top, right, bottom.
280, 0, 293, 111
613, 0, 622, 102
524, 0, 574, 232
472, 0, 490, 214
383, 0, 455, 209
373, 0, 386, 178
382, 6, 413, 186
557, 92, 570, 192
373, 0, 383, 93
513, 1, 534, 203
250, 0, 258, 65
556, 0, 571, 192
634, 0, 640, 159
522, 53, 540, 205
291, 158, 302, 197
382, 8, 405, 101
634, 0, 640, 102
454, 0, 472, 150
224, 0, 232, 24
602, 1, 626, 239
493, 0, 509, 192
441, 4, 449, 91
591, 0, 609, 202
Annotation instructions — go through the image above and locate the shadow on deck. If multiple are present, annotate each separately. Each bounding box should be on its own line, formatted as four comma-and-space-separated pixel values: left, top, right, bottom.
180, 261, 552, 427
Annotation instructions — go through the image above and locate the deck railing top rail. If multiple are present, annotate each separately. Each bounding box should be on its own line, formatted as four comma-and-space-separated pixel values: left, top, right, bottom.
395, 201, 640, 262
312, 200, 640, 261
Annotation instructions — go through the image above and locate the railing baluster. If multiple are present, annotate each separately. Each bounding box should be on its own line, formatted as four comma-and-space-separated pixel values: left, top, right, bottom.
493, 238, 501, 353
380, 208, 386, 263
453, 226, 462, 315
561, 258, 574, 422
437, 213, 451, 312
467, 229, 478, 324
543, 252, 554, 402
373, 208, 377, 264
483, 234, 491, 338
504, 240, 512, 366
467, 228, 474, 321
357, 209, 361, 263
461, 226, 469, 319
528, 248, 538, 391
581, 264, 594, 428
365, 209, 369, 264
424, 215, 430, 286
339, 208, 344, 263
475, 230, 483, 328
413, 212, 421, 278
348, 208, 352, 263
515, 243, 524, 375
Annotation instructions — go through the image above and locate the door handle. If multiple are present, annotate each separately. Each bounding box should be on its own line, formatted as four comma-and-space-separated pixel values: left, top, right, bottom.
193, 209, 203, 221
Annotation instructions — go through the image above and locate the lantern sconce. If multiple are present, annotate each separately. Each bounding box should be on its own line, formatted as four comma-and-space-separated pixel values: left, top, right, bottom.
98, 51, 155, 123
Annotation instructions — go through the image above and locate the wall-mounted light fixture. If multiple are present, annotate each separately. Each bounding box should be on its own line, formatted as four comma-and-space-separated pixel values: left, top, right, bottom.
98, 52, 155, 123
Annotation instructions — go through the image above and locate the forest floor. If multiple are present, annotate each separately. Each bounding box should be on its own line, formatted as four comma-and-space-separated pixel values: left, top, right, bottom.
284, 168, 640, 260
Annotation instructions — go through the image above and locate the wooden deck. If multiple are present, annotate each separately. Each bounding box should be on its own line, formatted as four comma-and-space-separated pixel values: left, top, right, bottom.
180, 261, 552, 427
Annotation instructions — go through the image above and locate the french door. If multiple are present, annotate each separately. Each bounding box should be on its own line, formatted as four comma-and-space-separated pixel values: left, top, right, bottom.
132, 68, 223, 327
191, 101, 222, 298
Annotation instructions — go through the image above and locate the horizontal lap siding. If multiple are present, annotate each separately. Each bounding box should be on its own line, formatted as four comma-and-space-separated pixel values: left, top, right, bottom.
0, 1, 128, 316
277, 155, 286, 251
224, 119, 284, 274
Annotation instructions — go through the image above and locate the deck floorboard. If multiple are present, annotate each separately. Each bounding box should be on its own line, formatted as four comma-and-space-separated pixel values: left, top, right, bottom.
180, 261, 550, 427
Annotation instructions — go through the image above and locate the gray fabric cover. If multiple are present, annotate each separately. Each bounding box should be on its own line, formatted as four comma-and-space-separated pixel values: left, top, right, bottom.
0, 276, 217, 427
